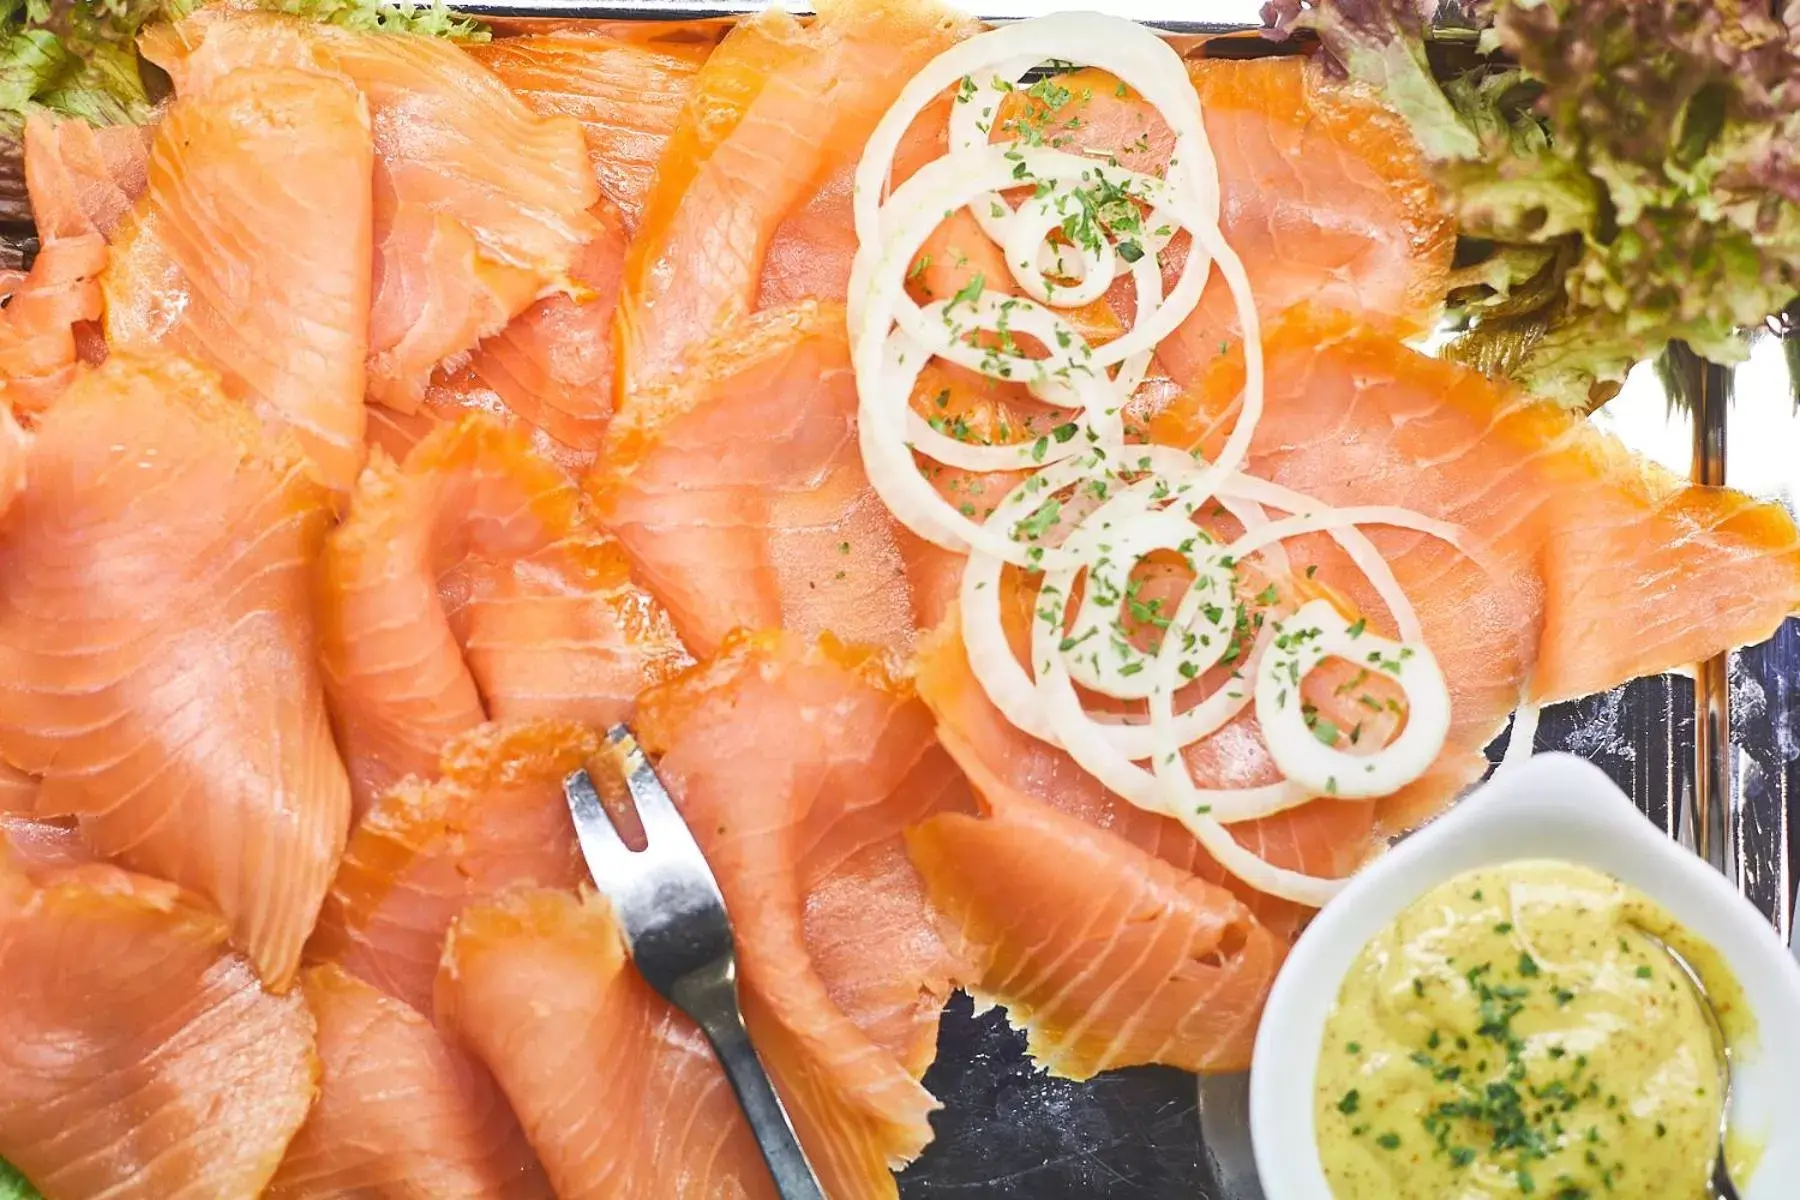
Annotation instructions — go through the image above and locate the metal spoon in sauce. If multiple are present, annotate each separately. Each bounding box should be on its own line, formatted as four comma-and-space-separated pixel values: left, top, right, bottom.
1643, 932, 1739, 1200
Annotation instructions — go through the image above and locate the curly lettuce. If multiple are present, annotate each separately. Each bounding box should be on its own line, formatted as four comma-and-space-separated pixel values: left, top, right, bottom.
1267, 0, 1800, 411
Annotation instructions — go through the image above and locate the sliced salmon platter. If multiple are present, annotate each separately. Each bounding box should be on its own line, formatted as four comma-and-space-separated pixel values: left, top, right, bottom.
1, 2, 1798, 1198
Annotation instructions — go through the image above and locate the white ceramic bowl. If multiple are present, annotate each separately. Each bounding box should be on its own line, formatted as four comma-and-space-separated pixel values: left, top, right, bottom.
1250, 751, 1800, 1199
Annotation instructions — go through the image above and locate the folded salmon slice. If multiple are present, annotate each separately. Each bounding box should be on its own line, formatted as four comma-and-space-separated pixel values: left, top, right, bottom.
308, 721, 592, 1015
469, 32, 710, 230
428, 199, 628, 458
912, 620, 1378, 940
634, 630, 969, 1195
145, 8, 602, 413
0, 231, 105, 415
368, 383, 601, 479
0, 817, 89, 878
1153, 306, 1800, 711
24, 113, 153, 243
617, 0, 963, 395
439, 888, 776, 1200
908, 730, 1284, 1077
0, 117, 141, 415
1157, 57, 1452, 391
268, 964, 549, 1200
0, 862, 316, 1200
321, 413, 686, 813
592, 301, 919, 656
0, 353, 353, 989
103, 62, 374, 493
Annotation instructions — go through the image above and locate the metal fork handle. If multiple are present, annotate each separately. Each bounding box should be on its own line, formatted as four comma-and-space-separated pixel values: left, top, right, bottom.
692, 1001, 828, 1200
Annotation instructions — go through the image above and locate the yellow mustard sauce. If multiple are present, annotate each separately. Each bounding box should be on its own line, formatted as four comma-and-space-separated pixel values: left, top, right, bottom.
1314, 860, 1752, 1200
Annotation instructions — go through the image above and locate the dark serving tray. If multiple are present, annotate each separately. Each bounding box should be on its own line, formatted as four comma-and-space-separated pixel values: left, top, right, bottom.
471, 3, 1799, 1195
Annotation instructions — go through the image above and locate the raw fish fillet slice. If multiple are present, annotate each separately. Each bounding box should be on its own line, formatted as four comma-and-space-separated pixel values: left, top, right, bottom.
0, 353, 351, 990
635, 630, 970, 1195
439, 888, 776, 1200
103, 66, 373, 494
321, 413, 684, 813
998, 58, 1449, 399
0, 401, 23, 518
0, 116, 143, 414
469, 32, 710, 230
449, 532, 693, 726
912, 621, 1378, 940
432, 200, 628, 456
145, 8, 603, 413
908, 729, 1284, 1076
1154, 56, 1453, 391
0, 231, 104, 415
617, 0, 962, 395
0, 816, 87, 875
369, 384, 599, 478
0, 760, 34, 815
0, 862, 317, 1200
1152, 304, 1800, 722
24, 113, 153, 243
267, 965, 550, 1200
592, 301, 919, 655
308, 721, 592, 1015
92, 74, 363, 492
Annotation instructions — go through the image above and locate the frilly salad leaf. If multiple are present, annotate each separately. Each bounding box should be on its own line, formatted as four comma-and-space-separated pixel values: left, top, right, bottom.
1267, 0, 1800, 411
0, 1158, 39, 1200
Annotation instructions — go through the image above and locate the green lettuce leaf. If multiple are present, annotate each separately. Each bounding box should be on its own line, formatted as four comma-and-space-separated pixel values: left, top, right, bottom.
0, 1159, 41, 1200
1266, 0, 1800, 410
255, 0, 488, 40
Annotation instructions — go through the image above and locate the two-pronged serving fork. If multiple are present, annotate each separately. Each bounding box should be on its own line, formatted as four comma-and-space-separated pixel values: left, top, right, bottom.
563, 728, 828, 1200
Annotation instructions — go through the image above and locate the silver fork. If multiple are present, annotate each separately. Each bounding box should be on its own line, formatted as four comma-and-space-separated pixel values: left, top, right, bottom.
564, 727, 828, 1200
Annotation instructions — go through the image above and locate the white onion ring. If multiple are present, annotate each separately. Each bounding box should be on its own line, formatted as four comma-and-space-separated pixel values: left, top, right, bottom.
850, 15, 1466, 909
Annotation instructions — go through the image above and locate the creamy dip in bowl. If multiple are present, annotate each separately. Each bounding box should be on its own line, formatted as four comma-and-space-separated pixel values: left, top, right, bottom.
1250, 752, 1800, 1199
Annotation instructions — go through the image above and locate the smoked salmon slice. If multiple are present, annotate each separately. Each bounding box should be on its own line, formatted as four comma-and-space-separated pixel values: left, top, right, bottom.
0, 861, 317, 1200
0, 116, 142, 414
0, 816, 88, 876
469, 32, 711, 230
591, 301, 920, 656
268, 964, 549, 1200
320, 413, 685, 813
0, 352, 352, 990
908, 731, 1284, 1076
307, 721, 592, 1015
439, 887, 776, 1200
617, 0, 964, 396
912, 618, 1379, 940
429, 199, 629, 458
0, 761, 34, 816
0, 232, 105, 416
145, 8, 603, 414
633, 630, 970, 1196
24, 114, 153, 243
102, 62, 374, 493
1157, 56, 1453, 391
1153, 306, 1800, 709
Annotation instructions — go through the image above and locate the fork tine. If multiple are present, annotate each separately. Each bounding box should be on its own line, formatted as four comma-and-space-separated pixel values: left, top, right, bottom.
563, 767, 636, 886
606, 726, 711, 854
